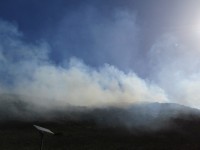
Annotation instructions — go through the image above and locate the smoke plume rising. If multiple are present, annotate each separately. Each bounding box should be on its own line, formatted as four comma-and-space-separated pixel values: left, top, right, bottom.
1, 6, 200, 129
0, 19, 168, 109
1, 12, 200, 108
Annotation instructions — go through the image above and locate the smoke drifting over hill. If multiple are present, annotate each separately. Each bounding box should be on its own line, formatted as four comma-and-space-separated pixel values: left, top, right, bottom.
1, 15, 200, 109
0, 19, 168, 108
1, 12, 200, 129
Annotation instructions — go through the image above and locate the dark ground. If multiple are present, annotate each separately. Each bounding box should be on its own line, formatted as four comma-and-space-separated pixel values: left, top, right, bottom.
1, 117, 200, 150
1, 98, 200, 150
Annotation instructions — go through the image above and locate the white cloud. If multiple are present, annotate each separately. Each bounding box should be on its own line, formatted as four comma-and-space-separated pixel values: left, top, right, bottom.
15, 58, 168, 108
0, 19, 168, 109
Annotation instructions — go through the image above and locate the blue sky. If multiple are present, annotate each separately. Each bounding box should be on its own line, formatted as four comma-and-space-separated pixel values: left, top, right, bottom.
0, 0, 191, 70
1, 0, 200, 108
0, 0, 198, 68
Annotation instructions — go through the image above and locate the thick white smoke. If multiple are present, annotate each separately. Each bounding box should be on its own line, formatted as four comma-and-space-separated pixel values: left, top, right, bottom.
1, 14, 200, 111
15, 58, 168, 108
0, 19, 168, 109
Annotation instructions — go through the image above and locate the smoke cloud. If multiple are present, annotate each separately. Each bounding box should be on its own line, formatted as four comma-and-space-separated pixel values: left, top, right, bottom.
1, 11, 200, 129
1, 0, 200, 132
1, 12, 200, 110
0, 19, 168, 109
149, 34, 200, 108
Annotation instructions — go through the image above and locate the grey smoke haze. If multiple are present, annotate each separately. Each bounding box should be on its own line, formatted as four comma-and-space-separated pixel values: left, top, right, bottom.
0, 19, 167, 109
1, 8, 200, 110
1, 5, 200, 129
149, 34, 200, 108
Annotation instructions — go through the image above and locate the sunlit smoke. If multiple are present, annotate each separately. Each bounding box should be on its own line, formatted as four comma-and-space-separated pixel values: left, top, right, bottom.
149, 34, 200, 108
1, 4, 200, 112
0, 19, 168, 109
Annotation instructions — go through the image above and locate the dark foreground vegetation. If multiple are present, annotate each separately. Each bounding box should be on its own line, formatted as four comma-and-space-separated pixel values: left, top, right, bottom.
1, 117, 200, 150
1, 95, 200, 150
